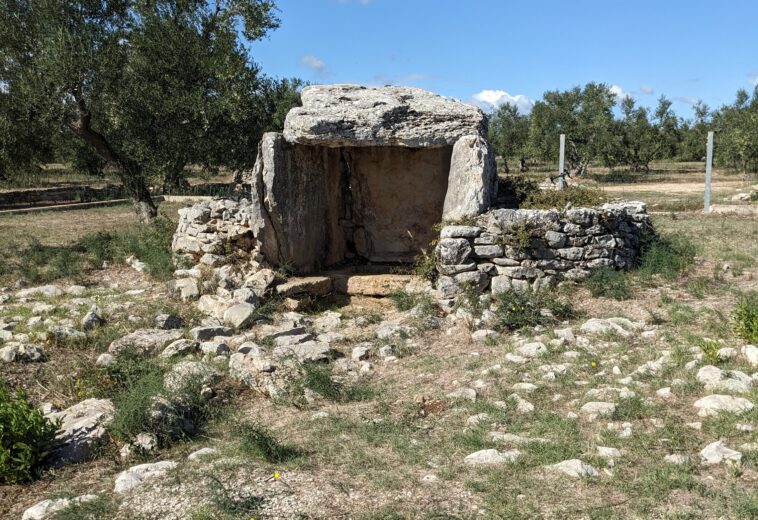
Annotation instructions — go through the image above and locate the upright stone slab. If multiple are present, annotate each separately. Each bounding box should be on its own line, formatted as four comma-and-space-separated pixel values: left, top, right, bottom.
442, 134, 498, 221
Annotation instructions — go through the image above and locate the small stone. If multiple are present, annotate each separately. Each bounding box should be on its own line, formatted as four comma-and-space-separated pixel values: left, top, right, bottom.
223, 302, 257, 329
160, 339, 198, 358
471, 329, 499, 342
597, 446, 622, 459
548, 459, 599, 478
187, 447, 218, 461
446, 388, 477, 402
694, 394, 754, 417
81, 305, 104, 331
351, 345, 370, 361
742, 345, 758, 367
22, 495, 98, 520
154, 314, 183, 330
664, 454, 689, 465
95, 353, 116, 367
580, 401, 616, 420
464, 448, 521, 465
114, 461, 177, 493
517, 341, 548, 358
700, 441, 741, 466
190, 326, 233, 341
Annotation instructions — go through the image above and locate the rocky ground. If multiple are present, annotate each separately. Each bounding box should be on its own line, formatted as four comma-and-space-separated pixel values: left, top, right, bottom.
1, 213, 757, 520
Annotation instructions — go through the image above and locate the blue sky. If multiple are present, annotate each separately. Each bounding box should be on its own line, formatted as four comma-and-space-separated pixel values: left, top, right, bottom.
250, 0, 758, 117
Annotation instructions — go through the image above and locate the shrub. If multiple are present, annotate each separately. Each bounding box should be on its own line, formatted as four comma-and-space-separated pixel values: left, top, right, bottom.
586, 267, 632, 300
637, 231, 696, 281
109, 362, 218, 446
79, 215, 176, 280
699, 339, 721, 365
494, 288, 574, 332
521, 186, 604, 210
234, 420, 301, 463
389, 290, 437, 316
0, 387, 60, 484
734, 292, 758, 343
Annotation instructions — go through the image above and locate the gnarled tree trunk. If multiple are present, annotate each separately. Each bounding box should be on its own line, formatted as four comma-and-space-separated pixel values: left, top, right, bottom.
68, 88, 157, 223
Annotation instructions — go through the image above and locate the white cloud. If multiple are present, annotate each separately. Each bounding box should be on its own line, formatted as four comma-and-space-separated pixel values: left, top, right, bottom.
640, 85, 654, 95
610, 84, 632, 102
299, 54, 330, 78
749, 70, 758, 87
470, 89, 534, 114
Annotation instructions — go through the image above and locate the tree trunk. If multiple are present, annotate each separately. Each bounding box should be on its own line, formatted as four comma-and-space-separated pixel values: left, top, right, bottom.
68, 88, 157, 223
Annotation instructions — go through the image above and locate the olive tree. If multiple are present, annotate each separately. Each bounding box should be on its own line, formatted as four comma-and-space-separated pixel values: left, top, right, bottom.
528, 83, 617, 176
0, 0, 286, 221
488, 102, 530, 173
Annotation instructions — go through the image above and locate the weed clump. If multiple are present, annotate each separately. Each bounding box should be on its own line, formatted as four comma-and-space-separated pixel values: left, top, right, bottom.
494, 288, 574, 332
586, 266, 632, 300
637, 230, 696, 281
296, 361, 374, 404
0, 386, 60, 484
734, 292, 758, 343
699, 339, 721, 365
234, 420, 301, 463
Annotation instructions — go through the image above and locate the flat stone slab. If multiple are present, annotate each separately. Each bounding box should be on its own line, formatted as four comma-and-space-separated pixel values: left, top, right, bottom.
108, 328, 183, 355
332, 274, 414, 296
45, 398, 114, 467
275, 276, 332, 297
283, 84, 486, 148
114, 461, 177, 493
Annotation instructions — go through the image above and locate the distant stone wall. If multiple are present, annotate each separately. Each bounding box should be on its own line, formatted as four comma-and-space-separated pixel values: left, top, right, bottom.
435, 202, 651, 299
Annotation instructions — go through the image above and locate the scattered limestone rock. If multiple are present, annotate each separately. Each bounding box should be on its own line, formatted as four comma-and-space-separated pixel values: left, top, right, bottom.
464, 448, 521, 465
580, 401, 617, 420
95, 353, 116, 367
160, 339, 198, 358
46, 398, 114, 467
154, 314, 183, 330
17, 284, 64, 299
664, 454, 689, 465
579, 318, 641, 337
471, 329, 499, 342
81, 305, 104, 331
187, 447, 218, 461
0, 343, 44, 362
190, 326, 233, 341
742, 345, 758, 367
517, 341, 547, 358
447, 388, 477, 402
22, 495, 99, 520
548, 459, 599, 478
700, 441, 742, 465
114, 460, 177, 493
693, 394, 754, 417
108, 328, 183, 355
223, 302, 257, 329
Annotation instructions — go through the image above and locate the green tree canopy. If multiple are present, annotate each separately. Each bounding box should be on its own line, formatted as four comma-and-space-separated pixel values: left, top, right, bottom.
0, 0, 296, 221
714, 87, 758, 174
488, 102, 529, 173
527, 83, 617, 176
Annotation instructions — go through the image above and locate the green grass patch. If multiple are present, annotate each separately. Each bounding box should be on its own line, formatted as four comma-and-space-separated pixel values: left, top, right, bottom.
233, 420, 301, 463
586, 267, 632, 300
637, 231, 696, 281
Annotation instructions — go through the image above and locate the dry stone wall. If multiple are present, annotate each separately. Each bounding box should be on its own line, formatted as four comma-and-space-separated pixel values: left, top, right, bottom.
436, 202, 651, 299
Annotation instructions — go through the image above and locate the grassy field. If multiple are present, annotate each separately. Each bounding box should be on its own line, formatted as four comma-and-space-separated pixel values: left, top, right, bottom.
0, 171, 757, 519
